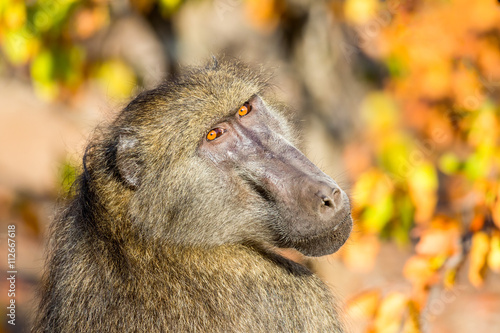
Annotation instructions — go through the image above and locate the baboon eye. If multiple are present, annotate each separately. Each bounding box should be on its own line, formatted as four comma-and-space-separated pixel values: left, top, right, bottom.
238, 102, 252, 117
206, 128, 225, 141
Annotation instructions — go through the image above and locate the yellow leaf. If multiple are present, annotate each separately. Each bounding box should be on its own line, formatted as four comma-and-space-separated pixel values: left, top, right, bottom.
159, 0, 183, 16
443, 268, 457, 289
492, 185, 500, 229
3, 28, 34, 65
353, 169, 394, 233
361, 92, 399, 135
346, 289, 381, 320
407, 162, 438, 224
362, 195, 393, 233
487, 232, 500, 273
4, 0, 26, 29
30, 49, 58, 100
352, 169, 392, 208
94, 59, 136, 99
352, 169, 378, 208
374, 292, 408, 333
428, 255, 446, 270
402, 300, 421, 333
468, 102, 498, 148
438, 153, 461, 175
344, 0, 379, 25
468, 231, 490, 288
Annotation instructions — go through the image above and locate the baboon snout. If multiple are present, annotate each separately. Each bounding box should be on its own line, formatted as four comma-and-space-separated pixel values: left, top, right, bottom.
270, 172, 352, 256
293, 178, 350, 228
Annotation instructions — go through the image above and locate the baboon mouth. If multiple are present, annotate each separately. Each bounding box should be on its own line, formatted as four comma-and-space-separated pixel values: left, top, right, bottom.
285, 213, 353, 257
332, 213, 352, 232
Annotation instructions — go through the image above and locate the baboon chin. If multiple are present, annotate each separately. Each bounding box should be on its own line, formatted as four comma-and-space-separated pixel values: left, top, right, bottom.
33, 59, 352, 333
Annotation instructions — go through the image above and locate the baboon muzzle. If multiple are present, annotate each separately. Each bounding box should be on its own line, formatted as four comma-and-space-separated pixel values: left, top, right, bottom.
238, 133, 352, 257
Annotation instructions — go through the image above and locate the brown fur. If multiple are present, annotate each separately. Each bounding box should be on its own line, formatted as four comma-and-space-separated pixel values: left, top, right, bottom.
33, 60, 347, 332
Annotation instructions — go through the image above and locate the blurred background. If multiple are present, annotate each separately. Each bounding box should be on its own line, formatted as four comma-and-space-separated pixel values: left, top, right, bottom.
1, 0, 500, 332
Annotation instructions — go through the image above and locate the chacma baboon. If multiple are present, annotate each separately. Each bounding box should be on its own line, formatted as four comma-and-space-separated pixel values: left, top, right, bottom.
33, 60, 353, 332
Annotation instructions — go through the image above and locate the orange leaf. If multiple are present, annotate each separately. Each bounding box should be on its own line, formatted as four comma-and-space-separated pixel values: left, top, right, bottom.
478, 42, 500, 83
245, 0, 282, 33
419, 60, 452, 100
73, 7, 109, 39
415, 226, 460, 257
452, 62, 483, 110
470, 210, 485, 232
403, 256, 437, 288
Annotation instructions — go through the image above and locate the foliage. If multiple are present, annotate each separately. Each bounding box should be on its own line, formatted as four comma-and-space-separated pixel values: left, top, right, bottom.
342, 0, 500, 331
0, 0, 136, 100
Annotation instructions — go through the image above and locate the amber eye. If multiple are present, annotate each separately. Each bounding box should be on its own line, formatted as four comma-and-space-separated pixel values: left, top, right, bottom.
206, 128, 225, 141
238, 102, 252, 117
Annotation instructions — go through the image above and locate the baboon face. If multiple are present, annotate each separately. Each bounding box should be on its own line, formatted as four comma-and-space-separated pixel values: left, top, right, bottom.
114, 63, 351, 257
197, 95, 352, 257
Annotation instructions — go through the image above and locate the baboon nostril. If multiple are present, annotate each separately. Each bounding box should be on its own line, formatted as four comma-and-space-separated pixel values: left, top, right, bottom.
315, 187, 336, 209
332, 188, 340, 197
322, 197, 333, 208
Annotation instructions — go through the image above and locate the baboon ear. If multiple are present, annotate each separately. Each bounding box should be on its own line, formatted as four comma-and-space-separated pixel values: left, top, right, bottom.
116, 131, 143, 189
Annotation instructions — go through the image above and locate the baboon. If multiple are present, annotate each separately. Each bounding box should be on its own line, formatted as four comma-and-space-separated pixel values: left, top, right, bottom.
33, 60, 353, 332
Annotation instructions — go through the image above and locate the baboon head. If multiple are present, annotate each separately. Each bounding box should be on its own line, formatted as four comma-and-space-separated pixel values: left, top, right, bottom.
87, 60, 352, 257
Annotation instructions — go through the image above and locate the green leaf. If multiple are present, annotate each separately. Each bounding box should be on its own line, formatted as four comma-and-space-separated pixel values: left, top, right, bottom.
439, 153, 461, 175
362, 195, 394, 233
